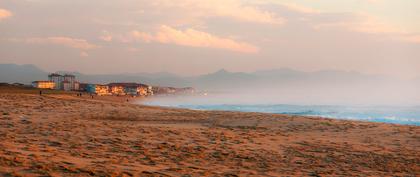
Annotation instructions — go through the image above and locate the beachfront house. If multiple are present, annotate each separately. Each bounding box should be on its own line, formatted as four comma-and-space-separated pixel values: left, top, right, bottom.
32, 81, 55, 89
124, 86, 138, 96
86, 84, 110, 96
137, 84, 153, 96
86, 84, 95, 93
96, 85, 110, 95
151, 86, 194, 95
152, 87, 176, 95
108, 83, 153, 96
109, 84, 126, 95
78, 83, 88, 92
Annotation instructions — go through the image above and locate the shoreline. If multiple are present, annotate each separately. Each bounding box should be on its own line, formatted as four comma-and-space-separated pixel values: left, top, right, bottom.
0, 90, 419, 176
136, 96, 420, 126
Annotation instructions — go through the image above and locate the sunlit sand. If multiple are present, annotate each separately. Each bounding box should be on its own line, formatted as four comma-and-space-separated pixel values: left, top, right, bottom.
0, 88, 418, 176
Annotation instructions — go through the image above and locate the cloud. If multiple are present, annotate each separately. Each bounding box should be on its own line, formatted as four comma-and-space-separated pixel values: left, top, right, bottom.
21, 37, 99, 57
129, 25, 259, 53
281, 3, 320, 14
313, 14, 404, 34
153, 0, 285, 25
0, 9, 12, 21
80, 51, 89, 57
399, 35, 420, 44
312, 13, 420, 44
252, 2, 418, 44
252, 1, 320, 15
249, 1, 320, 14
366, 0, 382, 3
99, 30, 113, 42
26, 37, 99, 50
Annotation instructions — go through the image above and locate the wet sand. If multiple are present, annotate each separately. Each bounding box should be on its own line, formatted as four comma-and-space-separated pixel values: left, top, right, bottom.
0, 91, 419, 176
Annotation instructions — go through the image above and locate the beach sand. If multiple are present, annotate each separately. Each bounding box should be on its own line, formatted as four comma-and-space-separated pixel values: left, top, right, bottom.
0, 89, 419, 176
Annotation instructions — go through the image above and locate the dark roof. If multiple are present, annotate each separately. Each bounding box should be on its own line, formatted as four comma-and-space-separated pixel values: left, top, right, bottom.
48, 73, 76, 77
63, 74, 75, 77
108, 83, 149, 87
32, 81, 53, 83
48, 73, 62, 77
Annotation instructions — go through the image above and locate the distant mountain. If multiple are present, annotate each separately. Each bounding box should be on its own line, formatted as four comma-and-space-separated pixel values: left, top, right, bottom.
253, 68, 304, 77
192, 69, 258, 89
124, 72, 179, 79
0, 64, 48, 84
253, 68, 386, 83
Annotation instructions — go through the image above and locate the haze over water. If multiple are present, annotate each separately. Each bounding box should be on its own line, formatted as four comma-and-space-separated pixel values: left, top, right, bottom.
142, 93, 420, 126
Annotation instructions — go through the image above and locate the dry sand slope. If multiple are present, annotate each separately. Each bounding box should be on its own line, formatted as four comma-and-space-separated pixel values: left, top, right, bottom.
0, 93, 419, 176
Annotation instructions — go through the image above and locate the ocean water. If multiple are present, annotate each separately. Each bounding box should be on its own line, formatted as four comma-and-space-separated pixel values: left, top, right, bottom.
142, 96, 420, 126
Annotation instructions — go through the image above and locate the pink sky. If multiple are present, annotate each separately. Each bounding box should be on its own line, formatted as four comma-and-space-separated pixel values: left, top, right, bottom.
0, 0, 419, 78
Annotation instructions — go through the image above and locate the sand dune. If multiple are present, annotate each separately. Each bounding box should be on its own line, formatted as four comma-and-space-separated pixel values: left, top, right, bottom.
0, 92, 419, 176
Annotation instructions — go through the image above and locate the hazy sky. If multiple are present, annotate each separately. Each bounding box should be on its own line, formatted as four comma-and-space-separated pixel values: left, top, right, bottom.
0, 0, 419, 78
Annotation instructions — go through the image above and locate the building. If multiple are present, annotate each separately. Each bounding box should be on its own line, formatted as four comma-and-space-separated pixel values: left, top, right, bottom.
48, 73, 63, 90
62, 81, 72, 91
152, 87, 176, 95
137, 84, 153, 96
74, 82, 80, 91
177, 87, 195, 94
124, 86, 138, 95
83, 82, 153, 96
32, 81, 55, 89
109, 84, 126, 95
79, 83, 89, 92
86, 84, 110, 95
95, 85, 110, 95
86, 84, 96, 93
48, 73, 79, 91
108, 83, 153, 96
63, 74, 76, 90
152, 86, 193, 95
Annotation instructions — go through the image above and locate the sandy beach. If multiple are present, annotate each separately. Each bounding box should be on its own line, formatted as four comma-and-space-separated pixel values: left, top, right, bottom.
0, 89, 419, 176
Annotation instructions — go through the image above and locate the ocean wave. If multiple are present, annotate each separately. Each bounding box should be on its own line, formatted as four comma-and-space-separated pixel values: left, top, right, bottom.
170, 104, 420, 126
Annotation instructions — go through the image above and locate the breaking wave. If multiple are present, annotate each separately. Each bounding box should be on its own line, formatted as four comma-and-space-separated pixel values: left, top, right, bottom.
142, 99, 420, 125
